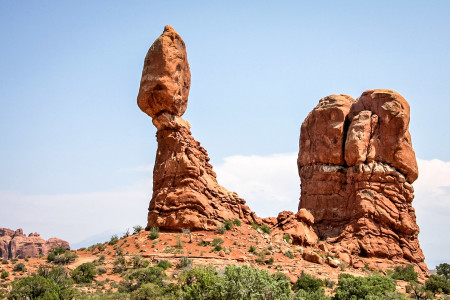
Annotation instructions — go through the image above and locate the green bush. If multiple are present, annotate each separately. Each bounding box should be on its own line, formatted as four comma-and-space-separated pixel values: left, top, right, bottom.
71, 262, 97, 283
1, 259, 7, 265
261, 224, 271, 234
334, 274, 397, 300
233, 219, 242, 226
97, 267, 107, 275
251, 223, 260, 230
293, 288, 330, 300
180, 257, 193, 269
47, 247, 77, 265
120, 266, 166, 292
181, 265, 291, 300
212, 238, 224, 247
284, 250, 294, 259
293, 272, 324, 292
133, 225, 143, 234
149, 228, 159, 240
283, 234, 291, 243
249, 245, 257, 253
425, 274, 450, 294
113, 256, 128, 274
217, 224, 226, 234
390, 264, 418, 282
1, 270, 9, 279
108, 235, 119, 245
223, 220, 233, 230
181, 266, 222, 299
13, 262, 26, 272
157, 260, 172, 270
9, 275, 60, 299
221, 265, 291, 299
437, 263, 450, 280
131, 255, 149, 269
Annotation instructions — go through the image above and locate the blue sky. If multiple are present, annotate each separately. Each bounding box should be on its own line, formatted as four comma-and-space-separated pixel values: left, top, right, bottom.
1, 1, 449, 268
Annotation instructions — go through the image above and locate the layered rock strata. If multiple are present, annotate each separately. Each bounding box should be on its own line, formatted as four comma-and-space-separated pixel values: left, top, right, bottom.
298, 90, 426, 271
138, 26, 259, 231
0, 228, 70, 259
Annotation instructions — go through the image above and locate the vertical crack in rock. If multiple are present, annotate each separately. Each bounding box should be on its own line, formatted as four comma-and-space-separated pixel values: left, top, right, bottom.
298, 89, 427, 272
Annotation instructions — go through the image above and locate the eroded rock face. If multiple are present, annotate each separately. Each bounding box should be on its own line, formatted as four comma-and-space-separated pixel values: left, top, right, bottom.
271, 209, 318, 246
139, 26, 259, 231
298, 89, 426, 271
0, 228, 70, 259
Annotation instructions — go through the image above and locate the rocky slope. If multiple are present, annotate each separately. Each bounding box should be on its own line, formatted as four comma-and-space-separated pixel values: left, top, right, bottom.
0, 228, 69, 259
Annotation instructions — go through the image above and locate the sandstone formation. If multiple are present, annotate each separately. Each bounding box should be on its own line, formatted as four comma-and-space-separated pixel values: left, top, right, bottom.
138, 26, 259, 231
271, 209, 318, 246
298, 89, 426, 271
0, 228, 70, 259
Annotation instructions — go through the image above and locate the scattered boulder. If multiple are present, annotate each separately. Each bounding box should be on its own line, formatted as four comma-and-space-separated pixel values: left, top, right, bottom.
303, 251, 323, 264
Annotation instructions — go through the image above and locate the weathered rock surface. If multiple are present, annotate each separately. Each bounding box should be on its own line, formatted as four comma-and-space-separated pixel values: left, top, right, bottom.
271, 209, 318, 246
139, 26, 258, 231
298, 89, 426, 272
0, 228, 70, 259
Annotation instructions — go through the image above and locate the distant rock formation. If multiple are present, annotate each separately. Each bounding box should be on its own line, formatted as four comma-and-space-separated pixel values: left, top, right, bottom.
0, 228, 69, 259
298, 90, 426, 271
138, 26, 259, 231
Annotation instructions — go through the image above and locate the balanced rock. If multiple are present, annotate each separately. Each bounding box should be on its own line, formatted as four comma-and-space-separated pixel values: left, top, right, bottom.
0, 228, 70, 259
138, 26, 259, 231
298, 89, 426, 272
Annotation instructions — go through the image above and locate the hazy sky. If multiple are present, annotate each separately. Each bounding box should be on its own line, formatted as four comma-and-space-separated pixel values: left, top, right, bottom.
1, 1, 449, 268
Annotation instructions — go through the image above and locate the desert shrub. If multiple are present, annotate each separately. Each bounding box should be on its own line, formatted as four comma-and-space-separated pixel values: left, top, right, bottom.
1, 259, 8, 265
283, 234, 291, 243
13, 262, 26, 272
9, 275, 61, 299
217, 224, 226, 234
284, 250, 294, 259
197, 240, 210, 247
212, 238, 224, 247
157, 260, 172, 270
132, 283, 165, 299
47, 247, 77, 265
233, 219, 241, 226
293, 272, 324, 293
113, 256, 128, 274
175, 234, 184, 249
223, 220, 233, 230
256, 249, 270, 265
249, 245, 257, 253
133, 225, 143, 234
88, 243, 106, 252
251, 223, 260, 230
221, 265, 291, 299
114, 244, 124, 256
149, 228, 159, 240
109, 235, 119, 245
324, 278, 336, 288
293, 288, 330, 300
437, 263, 450, 280
37, 265, 71, 286
180, 266, 222, 299
261, 224, 271, 234
1, 270, 9, 279
71, 262, 97, 283
180, 257, 193, 269
425, 274, 450, 294
97, 267, 107, 275
119, 266, 166, 292
406, 282, 434, 300
131, 255, 149, 269
213, 245, 222, 252
390, 264, 418, 282
334, 274, 396, 300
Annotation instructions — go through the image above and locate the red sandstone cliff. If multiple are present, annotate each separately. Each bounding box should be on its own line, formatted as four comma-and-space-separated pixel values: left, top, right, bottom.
0, 228, 69, 259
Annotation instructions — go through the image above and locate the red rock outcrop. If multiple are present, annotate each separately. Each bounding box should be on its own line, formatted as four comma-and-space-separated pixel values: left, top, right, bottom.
298, 89, 426, 272
139, 26, 259, 231
0, 228, 70, 259
271, 209, 318, 246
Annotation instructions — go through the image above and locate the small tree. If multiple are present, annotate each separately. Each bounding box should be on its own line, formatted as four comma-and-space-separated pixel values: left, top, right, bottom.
71, 262, 97, 283
437, 263, 450, 280
133, 225, 143, 234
